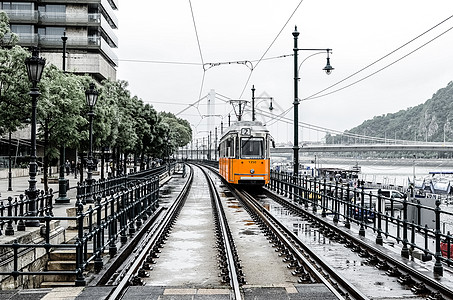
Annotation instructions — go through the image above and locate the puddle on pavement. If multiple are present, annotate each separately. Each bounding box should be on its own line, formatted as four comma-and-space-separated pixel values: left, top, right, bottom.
161, 186, 175, 195
223, 191, 234, 197
239, 229, 258, 235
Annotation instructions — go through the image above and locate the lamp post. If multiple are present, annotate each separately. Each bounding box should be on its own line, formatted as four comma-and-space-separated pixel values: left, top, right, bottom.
251, 85, 274, 123
24, 47, 45, 227
85, 82, 98, 203
56, 33, 70, 204
62, 32, 67, 72
8, 131, 12, 191
292, 26, 333, 176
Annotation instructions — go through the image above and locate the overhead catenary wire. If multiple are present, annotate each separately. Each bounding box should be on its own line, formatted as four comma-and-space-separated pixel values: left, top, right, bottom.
117, 59, 201, 66
117, 54, 294, 66
302, 13, 453, 102
189, 0, 207, 106
175, 94, 207, 117
121, 7, 453, 145
238, 0, 305, 98
255, 106, 428, 144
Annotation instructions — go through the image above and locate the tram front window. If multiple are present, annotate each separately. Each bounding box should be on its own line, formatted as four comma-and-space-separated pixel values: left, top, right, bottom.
241, 138, 263, 158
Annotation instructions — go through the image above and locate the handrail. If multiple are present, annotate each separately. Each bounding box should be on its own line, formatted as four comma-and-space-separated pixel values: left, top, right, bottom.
269, 170, 453, 276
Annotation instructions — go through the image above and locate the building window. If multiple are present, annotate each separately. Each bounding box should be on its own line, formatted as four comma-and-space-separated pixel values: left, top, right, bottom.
2, 2, 33, 11
38, 5, 66, 13
41, 27, 65, 36
11, 24, 32, 34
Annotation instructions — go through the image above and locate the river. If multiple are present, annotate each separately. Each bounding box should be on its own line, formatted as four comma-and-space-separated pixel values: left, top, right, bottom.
272, 155, 453, 234
274, 156, 453, 189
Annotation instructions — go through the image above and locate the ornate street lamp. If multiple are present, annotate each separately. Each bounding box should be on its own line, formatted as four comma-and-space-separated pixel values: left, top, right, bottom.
251, 85, 274, 122
85, 82, 98, 203
24, 47, 45, 227
292, 26, 334, 176
56, 32, 70, 204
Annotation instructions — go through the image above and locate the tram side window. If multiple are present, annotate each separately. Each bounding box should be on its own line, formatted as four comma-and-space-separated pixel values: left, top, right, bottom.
226, 138, 234, 158
241, 138, 263, 159
219, 142, 225, 158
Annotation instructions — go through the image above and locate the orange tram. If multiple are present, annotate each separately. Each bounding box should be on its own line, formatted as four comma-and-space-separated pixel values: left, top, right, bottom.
218, 120, 274, 186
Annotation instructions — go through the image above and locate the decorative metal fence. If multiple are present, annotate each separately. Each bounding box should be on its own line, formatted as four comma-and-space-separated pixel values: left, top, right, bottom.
269, 170, 453, 276
0, 163, 174, 287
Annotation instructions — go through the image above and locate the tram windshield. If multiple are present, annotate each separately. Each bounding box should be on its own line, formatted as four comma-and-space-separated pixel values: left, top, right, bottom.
241, 137, 264, 158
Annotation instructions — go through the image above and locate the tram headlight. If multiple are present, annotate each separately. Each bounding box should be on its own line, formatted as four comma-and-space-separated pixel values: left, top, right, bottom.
250, 169, 255, 174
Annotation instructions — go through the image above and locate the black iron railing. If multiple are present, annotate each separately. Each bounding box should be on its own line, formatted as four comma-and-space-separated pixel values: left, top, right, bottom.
269, 170, 453, 276
0, 189, 54, 236
0, 163, 175, 286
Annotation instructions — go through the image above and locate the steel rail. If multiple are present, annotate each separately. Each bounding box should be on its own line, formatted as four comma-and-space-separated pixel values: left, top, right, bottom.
234, 187, 368, 300
107, 164, 194, 299
265, 188, 453, 299
199, 165, 242, 300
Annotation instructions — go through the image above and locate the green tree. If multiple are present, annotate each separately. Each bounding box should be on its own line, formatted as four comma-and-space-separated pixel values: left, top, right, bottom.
132, 101, 158, 170
0, 46, 29, 135
0, 11, 18, 46
100, 79, 138, 175
0, 45, 30, 184
159, 111, 192, 150
38, 65, 87, 190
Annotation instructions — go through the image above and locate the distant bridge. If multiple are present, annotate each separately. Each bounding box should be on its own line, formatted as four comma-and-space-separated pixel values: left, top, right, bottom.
271, 143, 453, 153
178, 143, 453, 160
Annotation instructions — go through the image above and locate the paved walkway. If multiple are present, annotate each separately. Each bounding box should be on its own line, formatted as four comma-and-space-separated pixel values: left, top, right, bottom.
1, 170, 96, 202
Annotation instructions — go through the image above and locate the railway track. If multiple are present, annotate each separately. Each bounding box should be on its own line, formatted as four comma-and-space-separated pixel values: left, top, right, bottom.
231, 186, 366, 300
93, 163, 452, 300
102, 164, 245, 299
257, 187, 453, 300
106, 164, 195, 299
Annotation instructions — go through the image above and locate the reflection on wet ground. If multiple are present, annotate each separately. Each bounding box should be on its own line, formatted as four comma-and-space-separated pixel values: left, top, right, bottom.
219, 187, 298, 285
143, 168, 220, 287
256, 193, 420, 299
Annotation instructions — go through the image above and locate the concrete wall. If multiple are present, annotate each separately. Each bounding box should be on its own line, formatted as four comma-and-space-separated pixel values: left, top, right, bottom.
0, 167, 58, 180
0, 168, 29, 179
0, 223, 66, 289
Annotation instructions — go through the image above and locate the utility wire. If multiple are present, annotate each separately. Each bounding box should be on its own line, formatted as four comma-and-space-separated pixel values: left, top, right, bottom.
239, 0, 304, 98
175, 94, 207, 116
117, 59, 201, 66
256, 107, 422, 144
302, 13, 453, 101
303, 23, 453, 101
189, 0, 207, 105
117, 54, 293, 66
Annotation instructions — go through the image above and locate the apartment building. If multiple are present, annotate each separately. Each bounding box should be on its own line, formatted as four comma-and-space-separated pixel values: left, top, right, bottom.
0, 0, 118, 81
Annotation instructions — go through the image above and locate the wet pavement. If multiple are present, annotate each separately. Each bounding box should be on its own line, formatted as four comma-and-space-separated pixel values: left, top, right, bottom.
259, 189, 453, 299
142, 167, 220, 287
0, 166, 372, 299
217, 182, 299, 286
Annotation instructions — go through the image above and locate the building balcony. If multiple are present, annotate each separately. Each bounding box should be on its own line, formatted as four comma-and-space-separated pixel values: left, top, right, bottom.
38, 34, 100, 48
3, 10, 38, 24
107, 0, 118, 10
39, 12, 101, 26
100, 36, 118, 66
100, 14, 118, 47
101, 0, 118, 29
40, 0, 101, 4
38, 34, 117, 66
67, 50, 116, 80
11, 33, 39, 47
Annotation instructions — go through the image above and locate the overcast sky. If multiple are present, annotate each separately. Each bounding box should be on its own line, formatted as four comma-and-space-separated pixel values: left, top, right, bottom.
116, 1, 453, 143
